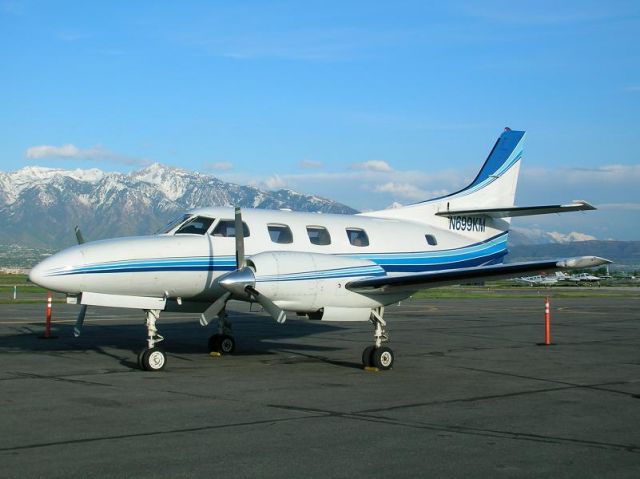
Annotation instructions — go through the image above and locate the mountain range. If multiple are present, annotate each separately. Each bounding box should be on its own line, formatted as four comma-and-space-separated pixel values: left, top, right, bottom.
0, 163, 613, 254
0, 164, 356, 248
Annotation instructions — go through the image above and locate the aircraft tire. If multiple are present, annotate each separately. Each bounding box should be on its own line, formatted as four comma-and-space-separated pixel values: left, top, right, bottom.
137, 349, 147, 369
362, 346, 375, 367
141, 347, 167, 371
209, 334, 236, 354
219, 334, 236, 354
372, 346, 394, 370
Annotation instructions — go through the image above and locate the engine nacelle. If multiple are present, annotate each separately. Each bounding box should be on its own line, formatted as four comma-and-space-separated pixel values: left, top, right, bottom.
247, 251, 385, 314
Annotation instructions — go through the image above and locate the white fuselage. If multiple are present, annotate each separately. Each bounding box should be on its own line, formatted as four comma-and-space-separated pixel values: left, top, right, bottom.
29, 206, 509, 309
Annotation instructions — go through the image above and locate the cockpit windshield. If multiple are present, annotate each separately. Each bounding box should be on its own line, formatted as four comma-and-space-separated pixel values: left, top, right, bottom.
158, 214, 192, 234
174, 216, 215, 235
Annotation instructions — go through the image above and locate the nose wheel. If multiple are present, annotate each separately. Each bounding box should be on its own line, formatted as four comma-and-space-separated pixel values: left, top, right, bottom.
139, 347, 167, 371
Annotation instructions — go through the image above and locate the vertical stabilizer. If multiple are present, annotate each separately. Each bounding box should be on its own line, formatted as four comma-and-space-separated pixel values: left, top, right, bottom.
362, 128, 525, 222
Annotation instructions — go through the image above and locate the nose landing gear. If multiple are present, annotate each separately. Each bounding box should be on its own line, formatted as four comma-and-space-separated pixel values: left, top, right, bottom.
362, 307, 394, 370
138, 309, 167, 371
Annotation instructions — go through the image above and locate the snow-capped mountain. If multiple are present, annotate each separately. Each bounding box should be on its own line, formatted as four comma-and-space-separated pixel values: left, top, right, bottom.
508, 227, 597, 246
0, 164, 357, 248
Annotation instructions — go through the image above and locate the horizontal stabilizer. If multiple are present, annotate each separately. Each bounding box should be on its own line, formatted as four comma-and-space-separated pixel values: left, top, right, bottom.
347, 256, 611, 294
435, 201, 595, 218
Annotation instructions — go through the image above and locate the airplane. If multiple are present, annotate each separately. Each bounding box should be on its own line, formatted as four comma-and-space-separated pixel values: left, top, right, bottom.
568, 272, 602, 282
517, 274, 558, 286
516, 271, 570, 286
28, 128, 610, 372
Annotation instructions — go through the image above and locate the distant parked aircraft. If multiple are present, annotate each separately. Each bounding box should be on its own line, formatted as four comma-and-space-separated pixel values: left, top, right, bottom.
568, 272, 602, 282
516, 271, 569, 286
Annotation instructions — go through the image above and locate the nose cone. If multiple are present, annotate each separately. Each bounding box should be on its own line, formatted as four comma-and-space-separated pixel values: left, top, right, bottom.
28, 261, 46, 287
29, 247, 84, 293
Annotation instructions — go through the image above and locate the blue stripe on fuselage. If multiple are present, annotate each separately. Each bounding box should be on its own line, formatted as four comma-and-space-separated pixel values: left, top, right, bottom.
45, 232, 509, 278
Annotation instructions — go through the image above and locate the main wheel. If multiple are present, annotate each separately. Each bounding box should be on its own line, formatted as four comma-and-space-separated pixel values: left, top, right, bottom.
141, 347, 167, 371
218, 334, 235, 354
362, 345, 375, 367
372, 346, 394, 370
208, 333, 235, 354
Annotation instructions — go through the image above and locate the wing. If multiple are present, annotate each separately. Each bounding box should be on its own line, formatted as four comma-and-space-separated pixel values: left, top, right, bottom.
346, 256, 610, 294
435, 201, 595, 218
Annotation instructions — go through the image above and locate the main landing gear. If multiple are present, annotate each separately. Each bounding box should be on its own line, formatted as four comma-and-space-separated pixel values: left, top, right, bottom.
207, 310, 236, 355
362, 307, 394, 370
138, 309, 167, 371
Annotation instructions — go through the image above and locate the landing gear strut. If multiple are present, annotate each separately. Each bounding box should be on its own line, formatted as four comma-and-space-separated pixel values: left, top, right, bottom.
362, 307, 394, 370
138, 309, 167, 371
208, 309, 236, 354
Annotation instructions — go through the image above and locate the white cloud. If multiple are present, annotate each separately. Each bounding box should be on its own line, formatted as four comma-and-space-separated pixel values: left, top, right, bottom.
373, 182, 427, 200
207, 161, 234, 171
264, 174, 286, 189
26, 144, 80, 159
25, 144, 148, 166
373, 182, 450, 201
351, 160, 393, 172
300, 159, 323, 169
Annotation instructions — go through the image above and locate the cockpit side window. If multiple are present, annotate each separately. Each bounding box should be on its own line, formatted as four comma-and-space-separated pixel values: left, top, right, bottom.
211, 219, 250, 237
174, 216, 215, 235
160, 214, 192, 234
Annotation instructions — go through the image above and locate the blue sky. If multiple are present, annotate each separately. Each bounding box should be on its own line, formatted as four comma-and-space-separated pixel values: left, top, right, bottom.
1, 1, 639, 239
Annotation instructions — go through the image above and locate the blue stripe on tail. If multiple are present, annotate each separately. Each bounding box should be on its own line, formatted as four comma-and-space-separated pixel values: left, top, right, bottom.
469, 129, 525, 188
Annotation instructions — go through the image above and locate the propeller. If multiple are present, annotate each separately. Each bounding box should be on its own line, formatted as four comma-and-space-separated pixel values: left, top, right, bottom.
74, 305, 88, 338
73, 225, 88, 337
200, 207, 287, 326
74, 225, 85, 245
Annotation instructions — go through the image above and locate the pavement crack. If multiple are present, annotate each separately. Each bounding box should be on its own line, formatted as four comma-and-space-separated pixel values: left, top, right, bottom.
10, 371, 112, 387
0, 415, 314, 453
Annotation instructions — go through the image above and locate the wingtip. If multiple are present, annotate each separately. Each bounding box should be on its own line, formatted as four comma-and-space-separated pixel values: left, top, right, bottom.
557, 256, 612, 269
570, 200, 597, 211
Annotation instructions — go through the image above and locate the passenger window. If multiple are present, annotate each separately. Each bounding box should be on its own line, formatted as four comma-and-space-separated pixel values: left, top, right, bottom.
268, 224, 293, 244
306, 226, 331, 245
211, 219, 250, 237
425, 234, 438, 246
346, 228, 369, 247
174, 216, 214, 235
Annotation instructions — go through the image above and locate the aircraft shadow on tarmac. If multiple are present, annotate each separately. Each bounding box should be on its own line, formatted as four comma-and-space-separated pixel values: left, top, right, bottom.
0, 310, 366, 370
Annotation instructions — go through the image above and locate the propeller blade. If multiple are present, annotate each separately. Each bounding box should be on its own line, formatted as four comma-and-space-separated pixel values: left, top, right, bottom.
246, 286, 286, 323
74, 225, 85, 245
199, 291, 232, 326
234, 207, 246, 269
73, 305, 88, 337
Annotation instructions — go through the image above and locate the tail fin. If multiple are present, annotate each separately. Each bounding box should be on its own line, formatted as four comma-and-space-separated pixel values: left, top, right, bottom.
362, 128, 525, 223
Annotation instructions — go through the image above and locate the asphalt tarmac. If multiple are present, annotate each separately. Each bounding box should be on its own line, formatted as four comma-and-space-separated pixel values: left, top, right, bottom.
1, 294, 639, 478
